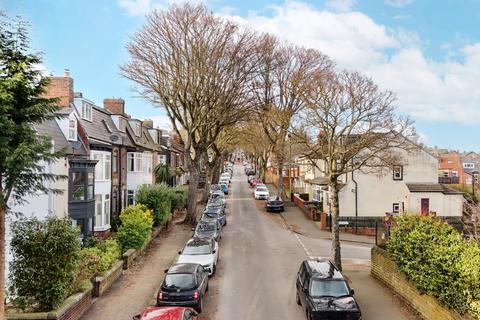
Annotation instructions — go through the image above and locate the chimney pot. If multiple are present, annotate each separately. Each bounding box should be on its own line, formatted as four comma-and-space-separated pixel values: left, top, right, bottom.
64, 69, 70, 77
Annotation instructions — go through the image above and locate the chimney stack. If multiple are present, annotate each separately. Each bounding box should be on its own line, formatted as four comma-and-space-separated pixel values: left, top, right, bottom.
142, 119, 154, 128
43, 69, 74, 109
103, 98, 125, 115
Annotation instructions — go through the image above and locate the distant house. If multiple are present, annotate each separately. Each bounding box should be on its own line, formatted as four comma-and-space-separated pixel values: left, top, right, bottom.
292, 145, 464, 232
438, 152, 479, 186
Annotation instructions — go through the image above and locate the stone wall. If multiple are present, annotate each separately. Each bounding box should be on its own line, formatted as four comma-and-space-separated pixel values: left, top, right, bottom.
371, 247, 472, 320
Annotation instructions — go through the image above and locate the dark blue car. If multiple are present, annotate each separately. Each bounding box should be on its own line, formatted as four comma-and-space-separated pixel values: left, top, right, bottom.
219, 182, 229, 194
202, 207, 227, 226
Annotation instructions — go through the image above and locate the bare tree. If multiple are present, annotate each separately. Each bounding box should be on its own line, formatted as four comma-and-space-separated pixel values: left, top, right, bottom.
252, 36, 333, 198
294, 70, 417, 270
122, 3, 258, 223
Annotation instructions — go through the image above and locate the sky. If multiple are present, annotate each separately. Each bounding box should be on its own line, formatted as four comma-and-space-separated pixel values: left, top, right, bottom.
2, 0, 480, 151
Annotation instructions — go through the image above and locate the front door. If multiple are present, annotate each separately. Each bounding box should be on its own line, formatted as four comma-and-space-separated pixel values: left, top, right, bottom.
421, 198, 429, 215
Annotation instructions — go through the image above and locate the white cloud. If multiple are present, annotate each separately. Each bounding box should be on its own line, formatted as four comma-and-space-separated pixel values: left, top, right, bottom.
148, 115, 173, 130
221, 1, 480, 124
118, 0, 206, 16
118, 0, 152, 16
385, 0, 414, 8
325, 0, 355, 12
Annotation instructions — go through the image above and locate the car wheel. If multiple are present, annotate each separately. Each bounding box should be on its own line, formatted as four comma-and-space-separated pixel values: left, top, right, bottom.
212, 264, 216, 276
224, 219, 227, 226
306, 310, 312, 320
296, 291, 301, 305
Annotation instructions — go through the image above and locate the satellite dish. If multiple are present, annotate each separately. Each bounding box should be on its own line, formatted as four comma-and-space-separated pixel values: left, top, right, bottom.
71, 141, 82, 150
110, 134, 120, 142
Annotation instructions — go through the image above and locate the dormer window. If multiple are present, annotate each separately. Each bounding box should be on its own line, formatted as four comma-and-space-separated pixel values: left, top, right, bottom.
131, 121, 141, 137
68, 119, 77, 141
149, 129, 158, 143
119, 118, 127, 132
82, 102, 93, 121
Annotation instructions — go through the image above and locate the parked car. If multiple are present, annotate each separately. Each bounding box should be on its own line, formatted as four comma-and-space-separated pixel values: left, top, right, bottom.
202, 206, 227, 226
206, 197, 226, 212
157, 263, 209, 313
209, 184, 222, 195
265, 196, 284, 212
209, 191, 226, 208
133, 307, 198, 320
193, 220, 221, 241
219, 176, 230, 185
296, 259, 361, 320
177, 238, 219, 276
254, 185, 270, 200
246, 169, 255, 176
219, 181, 229, 194
250, 178, 263, 188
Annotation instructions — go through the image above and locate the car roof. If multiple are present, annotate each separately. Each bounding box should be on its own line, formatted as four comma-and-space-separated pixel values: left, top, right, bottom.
186, 237, 212, 246
204, 206, 221, 213
167, 263, 198, 274
304, 259, 344, 280
140, 307, 185, 320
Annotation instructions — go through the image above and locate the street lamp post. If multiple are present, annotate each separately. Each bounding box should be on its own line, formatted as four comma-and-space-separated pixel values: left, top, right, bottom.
288, 133, 292, 201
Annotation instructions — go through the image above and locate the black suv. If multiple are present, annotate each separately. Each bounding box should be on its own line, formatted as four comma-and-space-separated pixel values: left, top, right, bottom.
296, 259, 361, 320
157, 263, 209, 313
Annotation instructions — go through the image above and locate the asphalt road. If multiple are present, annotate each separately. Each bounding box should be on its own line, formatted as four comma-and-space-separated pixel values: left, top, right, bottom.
200, 164, 417, 320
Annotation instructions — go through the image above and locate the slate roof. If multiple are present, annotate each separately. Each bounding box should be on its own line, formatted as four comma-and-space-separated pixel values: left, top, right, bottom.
77, 104, 133, 148
34, 119, 72, 154
406, 183, 463, 195
125, 119, 160, 152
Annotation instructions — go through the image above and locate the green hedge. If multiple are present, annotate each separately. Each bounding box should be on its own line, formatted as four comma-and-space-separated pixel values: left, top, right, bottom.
135, 184, 187, 226
117, 204, 153, 252
388, 215, 480, 318
8, 217, 81, 312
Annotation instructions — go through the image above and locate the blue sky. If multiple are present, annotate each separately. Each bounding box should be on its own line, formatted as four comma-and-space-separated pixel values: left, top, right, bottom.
2, 0, 480, 151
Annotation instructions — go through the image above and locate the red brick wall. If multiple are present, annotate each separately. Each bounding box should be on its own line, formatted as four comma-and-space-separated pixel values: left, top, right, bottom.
44, 73, 74, 108
103, 98, 125, 115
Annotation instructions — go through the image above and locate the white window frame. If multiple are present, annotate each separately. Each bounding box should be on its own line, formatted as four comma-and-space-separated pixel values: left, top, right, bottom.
158, 154, 167, 165
464, 163, 475, 169
312, 185, 323, 202
91, 151, 111, 181
127, 190, 135, 206
452, 171, 458, 177
143, 152, 152, 174
393, 166, 403, 181
82, 102, 93, 121
131, 121, 141, 137
95, 193, 111, 231
128, 152, 152, 173
393, 203, 400, 213
68, 119, 77, 141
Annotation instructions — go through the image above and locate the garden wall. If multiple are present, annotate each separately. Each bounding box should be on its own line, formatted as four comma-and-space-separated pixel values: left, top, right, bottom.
371, 247, 472, 320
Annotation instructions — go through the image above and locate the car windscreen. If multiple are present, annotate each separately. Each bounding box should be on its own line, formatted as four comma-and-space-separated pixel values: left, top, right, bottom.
182, 243, 211, 255
256, 187, 268, 192
310, 280, 350, 298
164, 273, 195, 290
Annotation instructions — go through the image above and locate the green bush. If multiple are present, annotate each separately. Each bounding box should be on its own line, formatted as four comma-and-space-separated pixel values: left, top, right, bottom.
117, 204, 153, 252
388, 215, 480, 317
70, 239, 121, 295
171, 185, 188, 210
8, 217, 81, 312
136, 184, 172, 226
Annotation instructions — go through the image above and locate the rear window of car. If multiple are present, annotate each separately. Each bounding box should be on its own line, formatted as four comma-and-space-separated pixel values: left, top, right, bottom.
310, 280, 350, 298
197, 223, 216, 231
164, 273, 195, 290
182, 243, 211, 255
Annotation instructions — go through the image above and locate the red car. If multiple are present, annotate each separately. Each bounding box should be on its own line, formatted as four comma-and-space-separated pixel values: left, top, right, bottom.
133, 307, 198, 320
251, 178, 263, 188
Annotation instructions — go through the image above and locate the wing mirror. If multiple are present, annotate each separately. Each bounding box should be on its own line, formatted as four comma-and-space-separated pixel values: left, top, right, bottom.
133, 315, 141, 320
164, 269, 169, 274
178, 251, 182, 255
191, 227, 195, 231
212, 250, 216, 254
350, 289, 355, 295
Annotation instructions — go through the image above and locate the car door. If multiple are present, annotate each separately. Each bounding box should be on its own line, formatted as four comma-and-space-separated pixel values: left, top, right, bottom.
213, 241, 219, 264
199, 267, 208, 295
296, 263, 307, 305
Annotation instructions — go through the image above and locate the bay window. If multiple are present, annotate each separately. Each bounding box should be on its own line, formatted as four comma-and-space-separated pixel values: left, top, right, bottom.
128, 152, 153, 173
92, 151, 111, 181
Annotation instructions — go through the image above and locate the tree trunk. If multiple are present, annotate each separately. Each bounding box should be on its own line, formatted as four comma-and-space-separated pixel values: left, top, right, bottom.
202, 163, 212, 204
184, 148, 200, 225
0, 204, 5, 318
211, 155, 222, 185
277, 151, 285, 199
329, 181, 342, 271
